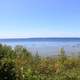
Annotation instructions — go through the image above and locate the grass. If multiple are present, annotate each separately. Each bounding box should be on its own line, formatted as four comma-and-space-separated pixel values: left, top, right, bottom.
0, 44, 80, 80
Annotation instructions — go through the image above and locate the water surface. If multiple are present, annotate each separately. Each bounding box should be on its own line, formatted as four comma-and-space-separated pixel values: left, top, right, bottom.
0, 38, 80, 56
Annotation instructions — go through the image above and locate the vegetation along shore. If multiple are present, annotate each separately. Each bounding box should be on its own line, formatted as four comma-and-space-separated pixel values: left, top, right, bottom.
0, 44, 80, 80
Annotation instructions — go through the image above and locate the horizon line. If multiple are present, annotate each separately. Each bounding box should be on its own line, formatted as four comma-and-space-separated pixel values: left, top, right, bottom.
0, 37, 80, 39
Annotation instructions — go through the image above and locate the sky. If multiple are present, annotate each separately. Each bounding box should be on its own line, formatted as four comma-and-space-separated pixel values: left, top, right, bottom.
0, 0, 80, 38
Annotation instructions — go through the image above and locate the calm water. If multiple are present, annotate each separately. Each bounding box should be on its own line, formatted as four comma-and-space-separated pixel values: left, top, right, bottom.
0, 38, 80, 56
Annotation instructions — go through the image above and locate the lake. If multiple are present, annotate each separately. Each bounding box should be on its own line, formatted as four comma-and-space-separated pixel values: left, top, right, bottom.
0, 38, 80, 56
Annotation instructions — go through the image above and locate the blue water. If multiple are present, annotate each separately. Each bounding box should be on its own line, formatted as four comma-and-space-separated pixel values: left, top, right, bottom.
0, 38, 80, 56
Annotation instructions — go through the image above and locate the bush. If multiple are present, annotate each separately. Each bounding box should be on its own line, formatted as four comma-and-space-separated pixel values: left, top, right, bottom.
0, 59, 16, 80
0, 44, 80, 80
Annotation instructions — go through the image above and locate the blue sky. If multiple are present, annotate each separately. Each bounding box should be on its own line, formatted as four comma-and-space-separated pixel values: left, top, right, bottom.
0, 0, 80, 38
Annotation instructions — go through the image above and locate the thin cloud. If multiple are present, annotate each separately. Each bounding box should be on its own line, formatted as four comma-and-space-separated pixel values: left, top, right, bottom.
0, 32, 80, 38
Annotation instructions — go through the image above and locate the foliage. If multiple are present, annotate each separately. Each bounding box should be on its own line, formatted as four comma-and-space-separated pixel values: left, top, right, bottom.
0, 44, 80, 80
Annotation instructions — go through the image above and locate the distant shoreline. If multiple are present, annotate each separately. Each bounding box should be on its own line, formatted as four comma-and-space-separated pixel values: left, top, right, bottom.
0, 37, 80, 42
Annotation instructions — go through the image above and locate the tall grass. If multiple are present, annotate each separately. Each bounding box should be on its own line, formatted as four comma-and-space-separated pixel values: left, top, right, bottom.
0, 44, 80, 80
